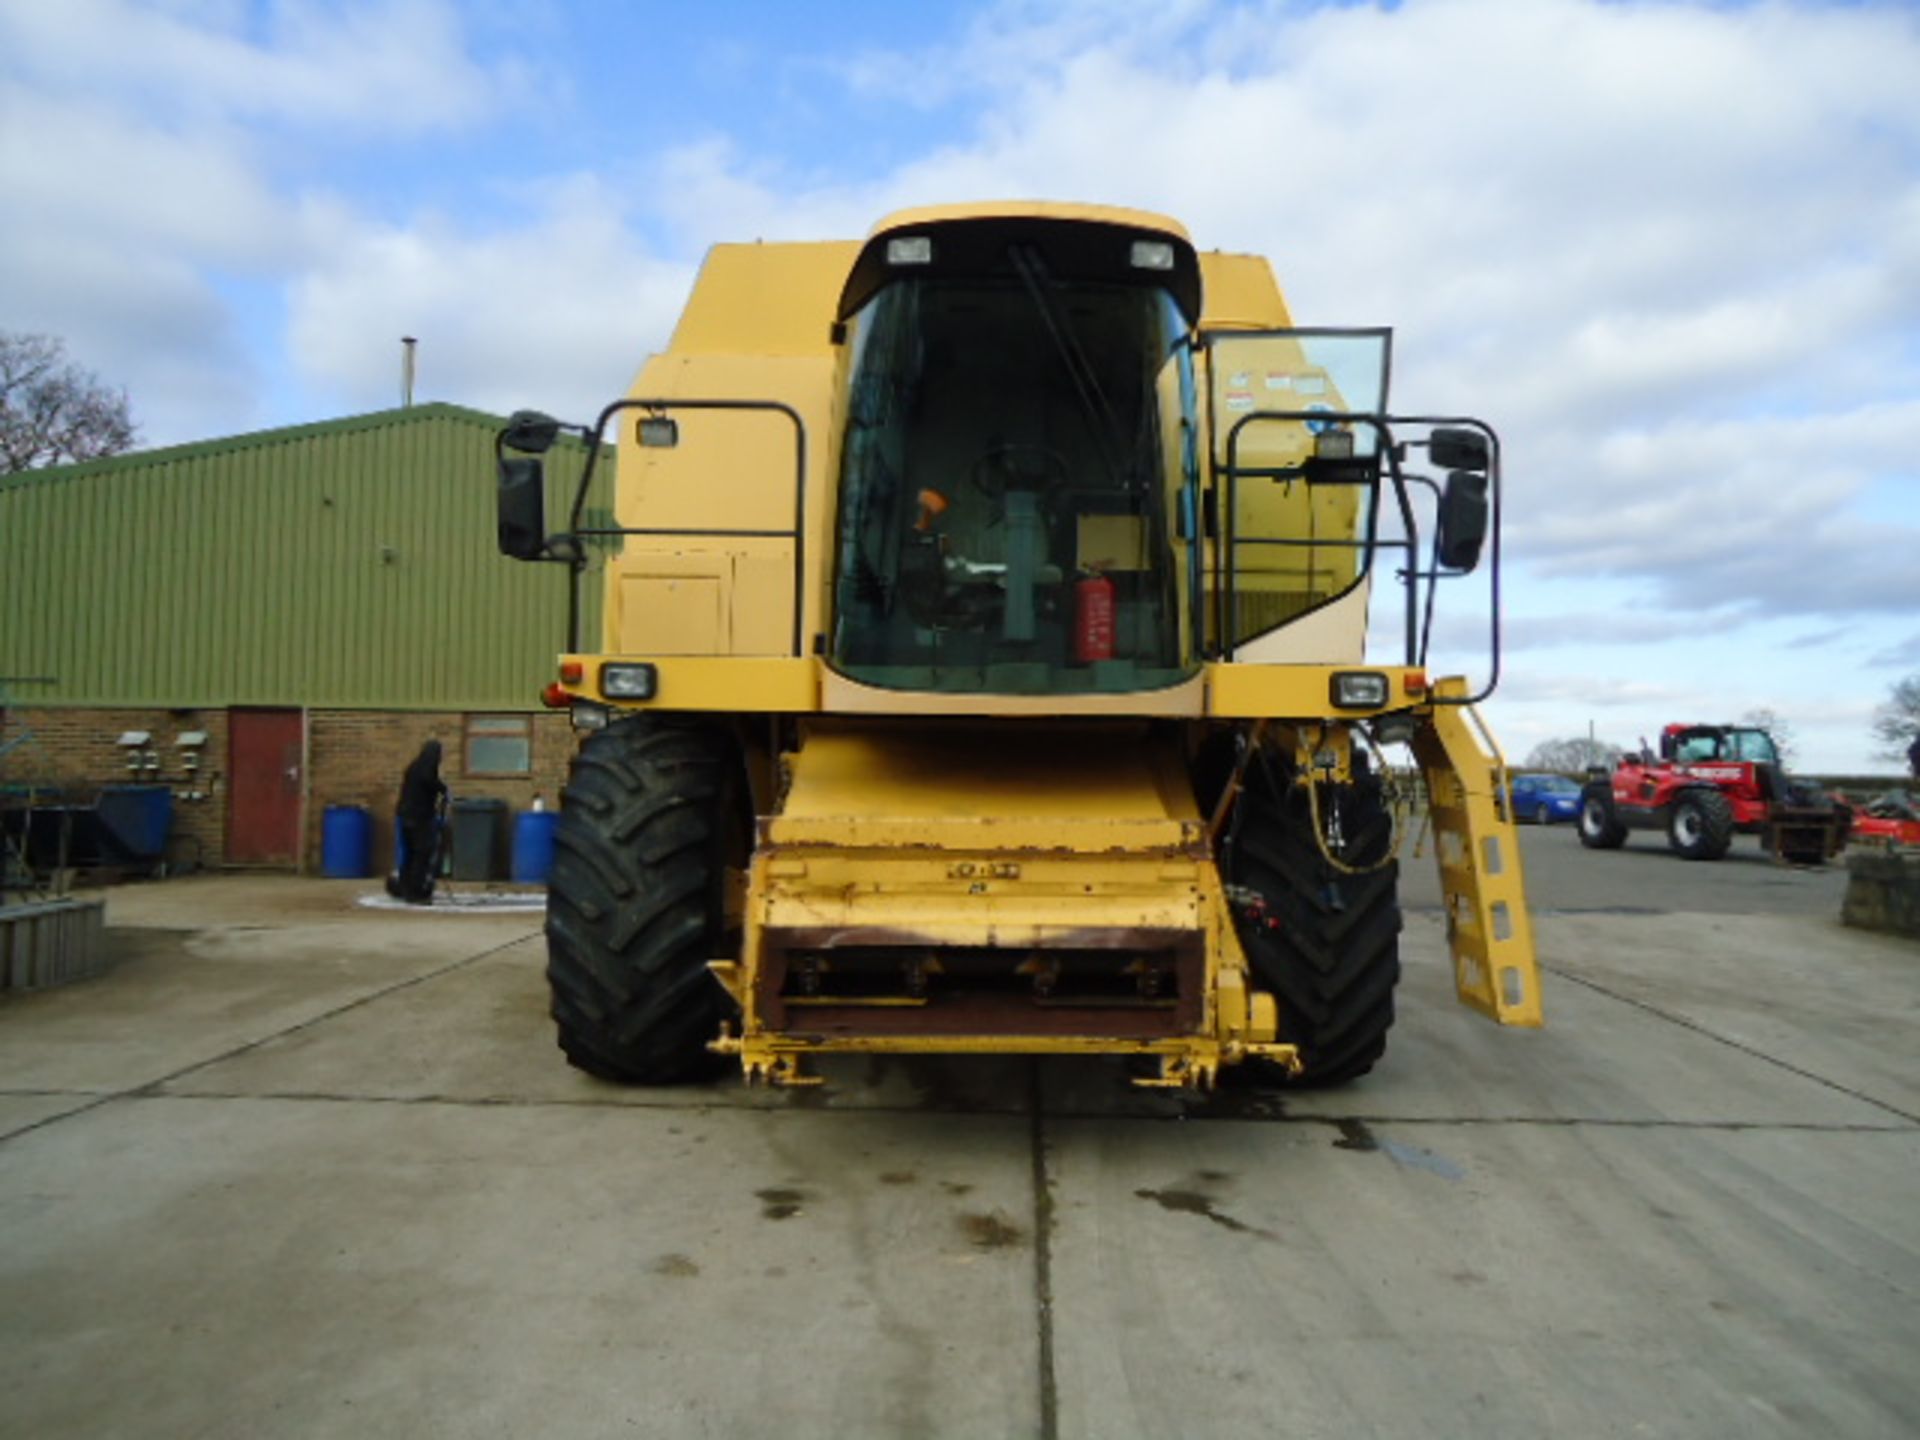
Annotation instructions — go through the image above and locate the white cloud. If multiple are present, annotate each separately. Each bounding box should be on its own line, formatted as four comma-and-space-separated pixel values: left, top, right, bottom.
0, 0, 504, 134
1517, 400, 1920, 615
0, 0, 526, 439
0, 81, 295, 436
285, 176, 695, 420
1498, 608, 1756, 653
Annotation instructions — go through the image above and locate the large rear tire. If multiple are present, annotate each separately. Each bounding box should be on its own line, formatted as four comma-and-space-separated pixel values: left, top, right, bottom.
1667, 789, 1734, 861
545, 719, 745, 1083
1578, 791, 1627, 849
1225, 753, 1401, 1087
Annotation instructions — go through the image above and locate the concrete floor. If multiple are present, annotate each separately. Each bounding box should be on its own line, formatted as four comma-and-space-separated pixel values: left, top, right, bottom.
2, 833, 1916, 1439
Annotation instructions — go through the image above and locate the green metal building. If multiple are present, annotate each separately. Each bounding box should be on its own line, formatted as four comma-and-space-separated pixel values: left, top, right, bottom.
1, 403, 610, 873
1, 402, 605, 708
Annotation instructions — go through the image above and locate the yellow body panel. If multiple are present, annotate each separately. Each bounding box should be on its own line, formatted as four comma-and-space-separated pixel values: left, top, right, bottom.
1196, 252, 1294, 330
564, 656, 819, 711
768, 721, 1201, 852
1205, 662, 1428, 717
617, 568, 724, 655
664, 241, 858, 355
606, 349, 840, 659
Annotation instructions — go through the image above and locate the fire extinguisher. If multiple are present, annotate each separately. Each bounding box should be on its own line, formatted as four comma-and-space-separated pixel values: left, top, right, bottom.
1074, 571, 1115, 664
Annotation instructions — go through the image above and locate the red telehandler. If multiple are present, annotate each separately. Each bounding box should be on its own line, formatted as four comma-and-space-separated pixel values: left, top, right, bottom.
1577, 723, 1851, 865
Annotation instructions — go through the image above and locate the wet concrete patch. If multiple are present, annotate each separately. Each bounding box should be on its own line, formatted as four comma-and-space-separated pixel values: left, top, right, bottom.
1133, 1187, 1280, 1242
1329, 1118, 1462, 1177
960, 1211, 1024, 1249
1378, 1136, 1465, 1179
756, 1187, 808, 1220
1332, 1117, 1378, 1151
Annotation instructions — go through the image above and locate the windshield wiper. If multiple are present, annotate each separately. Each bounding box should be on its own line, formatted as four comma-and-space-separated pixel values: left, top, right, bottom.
1007, 244, 1130, 488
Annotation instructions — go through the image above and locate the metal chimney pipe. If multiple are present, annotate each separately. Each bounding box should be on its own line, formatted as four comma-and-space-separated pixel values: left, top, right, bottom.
401, 336, 418, 407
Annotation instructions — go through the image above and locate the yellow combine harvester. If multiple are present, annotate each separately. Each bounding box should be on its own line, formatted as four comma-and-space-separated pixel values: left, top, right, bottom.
496, 202, 1540, 1089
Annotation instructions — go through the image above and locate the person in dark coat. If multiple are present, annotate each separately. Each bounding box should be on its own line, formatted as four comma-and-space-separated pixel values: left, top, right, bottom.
389, 739, 448, 904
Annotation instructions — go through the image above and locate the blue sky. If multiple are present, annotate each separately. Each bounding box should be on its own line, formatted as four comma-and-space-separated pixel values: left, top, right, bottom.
3, 0, 1917, 771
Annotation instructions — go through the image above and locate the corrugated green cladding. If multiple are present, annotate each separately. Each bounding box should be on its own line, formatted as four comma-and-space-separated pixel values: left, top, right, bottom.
0, 403, 609, 709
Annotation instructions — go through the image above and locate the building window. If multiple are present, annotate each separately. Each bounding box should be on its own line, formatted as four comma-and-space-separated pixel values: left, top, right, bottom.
464, 714, 532, 776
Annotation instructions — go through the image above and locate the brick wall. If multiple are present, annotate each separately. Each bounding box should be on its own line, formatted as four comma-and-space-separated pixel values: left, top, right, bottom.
2, 704, 577, 875
306, 709, 576, 875
0, 705, 229, 871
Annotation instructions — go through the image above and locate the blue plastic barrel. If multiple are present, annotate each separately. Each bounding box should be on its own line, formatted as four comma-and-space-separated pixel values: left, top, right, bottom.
512, 809, 560, 883
321, 804, 373, 878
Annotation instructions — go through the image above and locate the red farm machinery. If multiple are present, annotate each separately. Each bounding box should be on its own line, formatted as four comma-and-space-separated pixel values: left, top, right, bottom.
1577, 723, 1851, 866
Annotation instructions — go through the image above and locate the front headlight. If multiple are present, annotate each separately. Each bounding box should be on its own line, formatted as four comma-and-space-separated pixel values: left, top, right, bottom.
1330, 671, 1389, 709
601, 663, 658, 700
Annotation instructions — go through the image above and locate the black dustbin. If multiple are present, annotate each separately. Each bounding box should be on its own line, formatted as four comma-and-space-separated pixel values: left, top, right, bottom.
449, 797, 509, 881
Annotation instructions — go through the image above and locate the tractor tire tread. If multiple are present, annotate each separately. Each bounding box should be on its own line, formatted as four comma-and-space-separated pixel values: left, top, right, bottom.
1578, 789, 1628, 849
1668, 787, 1735, 861
544, 719, 738, 1084
1227, 758, 1402, 1087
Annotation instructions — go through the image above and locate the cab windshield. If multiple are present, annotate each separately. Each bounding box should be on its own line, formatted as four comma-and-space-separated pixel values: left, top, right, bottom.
830, 271, 1195, 694
1674, 729, 1779, 765
1725, 729, 1779, 764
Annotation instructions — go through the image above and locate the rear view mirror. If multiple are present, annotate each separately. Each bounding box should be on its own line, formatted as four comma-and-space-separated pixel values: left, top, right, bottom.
502, 410, 563, 454
1437, 470, 1489, 571
1429, 428, 1489, 471
497, 456, 548, 560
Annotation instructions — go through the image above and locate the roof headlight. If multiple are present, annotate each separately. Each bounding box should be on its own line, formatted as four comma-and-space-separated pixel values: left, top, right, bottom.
1130, 239, 1175, 271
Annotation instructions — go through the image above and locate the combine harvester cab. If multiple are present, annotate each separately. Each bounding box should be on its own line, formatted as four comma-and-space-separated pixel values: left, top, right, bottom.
496, 202, 1541, 1090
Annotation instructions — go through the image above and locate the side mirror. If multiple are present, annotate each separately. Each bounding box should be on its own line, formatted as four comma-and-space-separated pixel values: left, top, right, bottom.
1436, 470, 1489, 571
497, 456, 548, 560
1429, 428, 1489, 471
502, 409, 563, 454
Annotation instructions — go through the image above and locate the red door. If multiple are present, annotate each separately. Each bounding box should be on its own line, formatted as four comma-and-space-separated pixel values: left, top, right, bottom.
228, 709, 304, 866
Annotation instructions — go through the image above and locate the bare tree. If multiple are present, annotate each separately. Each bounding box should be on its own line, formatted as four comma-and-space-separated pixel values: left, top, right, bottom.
1523, 736, 1624, 772
1740, 707, 1797, 768
1870, 674, 1920, 766
0, 331, 138, 473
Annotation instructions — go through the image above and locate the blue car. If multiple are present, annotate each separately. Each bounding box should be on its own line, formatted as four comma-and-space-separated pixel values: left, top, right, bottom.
1509, 773, 1582, 825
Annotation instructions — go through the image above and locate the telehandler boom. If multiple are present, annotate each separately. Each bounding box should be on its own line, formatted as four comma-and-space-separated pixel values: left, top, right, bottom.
496, 202, 1541, 1088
